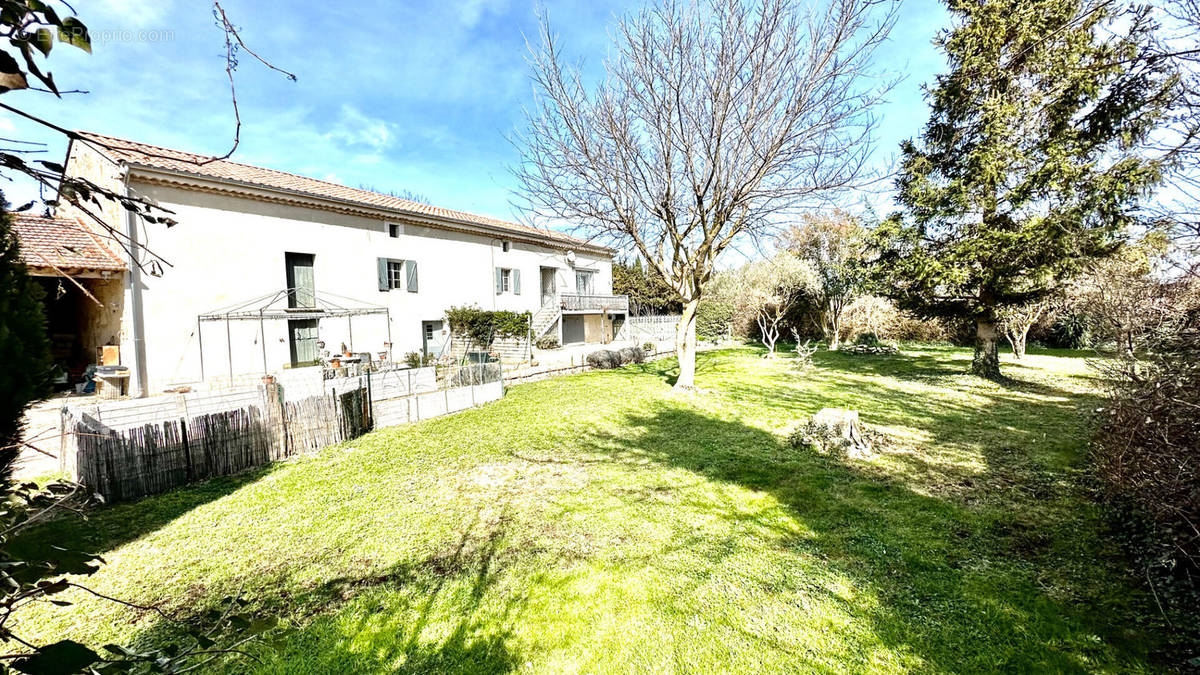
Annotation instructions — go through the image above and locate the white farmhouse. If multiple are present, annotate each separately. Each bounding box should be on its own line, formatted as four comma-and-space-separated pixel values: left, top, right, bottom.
18, 132, 626, 397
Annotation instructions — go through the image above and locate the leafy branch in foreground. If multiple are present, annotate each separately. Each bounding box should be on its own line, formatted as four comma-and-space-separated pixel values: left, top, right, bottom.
0, 0, 295, 277
0, 481, 276, 674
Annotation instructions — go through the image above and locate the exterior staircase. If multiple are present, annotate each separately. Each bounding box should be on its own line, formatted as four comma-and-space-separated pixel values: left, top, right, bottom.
531, 300, 560, 339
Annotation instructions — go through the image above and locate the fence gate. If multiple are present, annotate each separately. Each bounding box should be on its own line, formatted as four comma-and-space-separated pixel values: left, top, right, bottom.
337, 385, 372, 439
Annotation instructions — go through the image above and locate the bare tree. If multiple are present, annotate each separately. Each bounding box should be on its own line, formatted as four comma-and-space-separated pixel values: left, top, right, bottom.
998, 300, 1050, 360
357, 185, 432, 205
1070, 237, 1188, 358
514, 0, 895, 389
1143, 0, 1200, 277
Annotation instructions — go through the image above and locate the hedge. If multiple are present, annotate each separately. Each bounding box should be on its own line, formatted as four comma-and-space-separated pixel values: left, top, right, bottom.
445, 305, 532, 347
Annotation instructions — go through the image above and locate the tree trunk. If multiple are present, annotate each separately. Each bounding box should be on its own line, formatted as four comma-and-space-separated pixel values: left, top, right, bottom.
674, 297, 700, 390
972, 318, 1002, 379
758, 314, 780, 357
1011, 326, 1028, 360
828, 322, 841, 351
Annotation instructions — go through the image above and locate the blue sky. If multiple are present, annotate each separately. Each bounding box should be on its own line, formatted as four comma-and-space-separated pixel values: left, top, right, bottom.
2, 0, 949, 225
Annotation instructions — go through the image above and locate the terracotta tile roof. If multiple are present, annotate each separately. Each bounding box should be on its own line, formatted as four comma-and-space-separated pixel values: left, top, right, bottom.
10, 214, 125, 272
73, 131, 605, 252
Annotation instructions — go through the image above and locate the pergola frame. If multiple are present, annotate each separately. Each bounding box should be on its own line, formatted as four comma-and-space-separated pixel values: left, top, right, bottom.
196, 289, 391, 381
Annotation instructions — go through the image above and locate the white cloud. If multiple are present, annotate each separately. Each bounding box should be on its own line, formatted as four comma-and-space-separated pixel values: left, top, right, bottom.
458, 0, 509, 28
323, 104, 395, 152
93, 0, 174, 28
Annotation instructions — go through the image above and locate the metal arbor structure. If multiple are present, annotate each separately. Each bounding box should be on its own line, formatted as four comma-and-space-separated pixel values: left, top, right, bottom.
196, 289, 391, 381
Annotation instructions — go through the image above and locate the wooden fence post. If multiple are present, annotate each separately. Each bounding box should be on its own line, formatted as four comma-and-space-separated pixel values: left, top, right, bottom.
261, 375, 285, 458
58, 406, 68, 476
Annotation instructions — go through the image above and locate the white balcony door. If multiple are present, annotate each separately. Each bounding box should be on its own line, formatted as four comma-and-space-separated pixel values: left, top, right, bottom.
541, 267, 557, 306
575, 270, 595, 295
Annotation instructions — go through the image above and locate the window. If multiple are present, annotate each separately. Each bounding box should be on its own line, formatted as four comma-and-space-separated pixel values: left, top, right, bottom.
378, 258, 418, 292
501, 241, 511, 252
424, 323, 434, 340
575, 270, 595, 295
494, 267, 521, 295
388, 223, 400, 238
387, 260, 404, 290
285, 252, 315, 308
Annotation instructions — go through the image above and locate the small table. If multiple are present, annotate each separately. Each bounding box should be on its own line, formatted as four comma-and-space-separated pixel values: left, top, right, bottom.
94, 370, 130, 399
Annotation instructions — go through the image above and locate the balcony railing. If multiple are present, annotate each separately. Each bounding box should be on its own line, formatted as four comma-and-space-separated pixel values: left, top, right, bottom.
558, 293, 630, 313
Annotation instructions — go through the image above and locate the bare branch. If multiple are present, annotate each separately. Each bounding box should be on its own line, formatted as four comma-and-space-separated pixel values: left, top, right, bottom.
513, 0, 895, 386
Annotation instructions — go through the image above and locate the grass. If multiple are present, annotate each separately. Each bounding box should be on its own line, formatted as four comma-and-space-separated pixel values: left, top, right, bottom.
10, 345, 1176, 673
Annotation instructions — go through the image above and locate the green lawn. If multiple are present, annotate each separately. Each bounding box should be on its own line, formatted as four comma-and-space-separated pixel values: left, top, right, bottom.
11, 346, 1175, 673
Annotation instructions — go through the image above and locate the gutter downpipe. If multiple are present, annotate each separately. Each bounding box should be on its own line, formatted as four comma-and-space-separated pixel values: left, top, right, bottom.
121, 165, 150, 398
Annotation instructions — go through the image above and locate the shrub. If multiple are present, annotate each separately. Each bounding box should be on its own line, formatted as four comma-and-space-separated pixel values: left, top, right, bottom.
787, 410, 881, 459
403, 351, 423, 368
853, 331, 882, 347
535, 335, 560, 350
642, 341, 656, 353
1039, 311, 1092, 349
841, 333, 899, 355
618, 346, 645, 364
891, 312, 952, 342
586, 349, 621, 369
696, 299, 734, 340
788, 418, 851, 455
793, 334, 817, 371
1092, 324, 1200, 623
841, 295, 898, 341
839, 295, 949, 343
445, 305, 531, 348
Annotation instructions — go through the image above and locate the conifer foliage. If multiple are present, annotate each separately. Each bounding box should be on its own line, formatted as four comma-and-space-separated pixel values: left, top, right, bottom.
0, 198, 51, 486
872, 0, 1175, 378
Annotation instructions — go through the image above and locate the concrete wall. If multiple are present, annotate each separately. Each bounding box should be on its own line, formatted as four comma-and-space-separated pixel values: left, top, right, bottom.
73, 175, 611, 394
79, 277, 124, 360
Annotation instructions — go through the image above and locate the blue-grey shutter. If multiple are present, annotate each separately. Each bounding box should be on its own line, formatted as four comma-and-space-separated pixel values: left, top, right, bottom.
513, 268, 521, 295
377, 258, 389, 291
495, 267, 503, 294
406, 260, 418, 293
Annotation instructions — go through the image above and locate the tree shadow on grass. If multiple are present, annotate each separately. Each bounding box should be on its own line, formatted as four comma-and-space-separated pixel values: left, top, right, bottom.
814, 349, 968, 381
6, 466, 274, 582
123, 505, 526, 674
568, 402, 1161, 673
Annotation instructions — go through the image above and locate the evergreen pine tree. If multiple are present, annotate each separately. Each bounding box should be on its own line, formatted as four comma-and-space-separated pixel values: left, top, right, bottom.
0, 196, 52, 485
872, 0, 1175, 378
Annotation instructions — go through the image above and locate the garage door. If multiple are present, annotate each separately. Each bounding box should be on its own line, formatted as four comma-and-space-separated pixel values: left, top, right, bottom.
562, 315, 585, 344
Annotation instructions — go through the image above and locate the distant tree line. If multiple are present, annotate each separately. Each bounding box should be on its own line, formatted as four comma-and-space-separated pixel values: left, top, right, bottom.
612, 258, 683, 316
